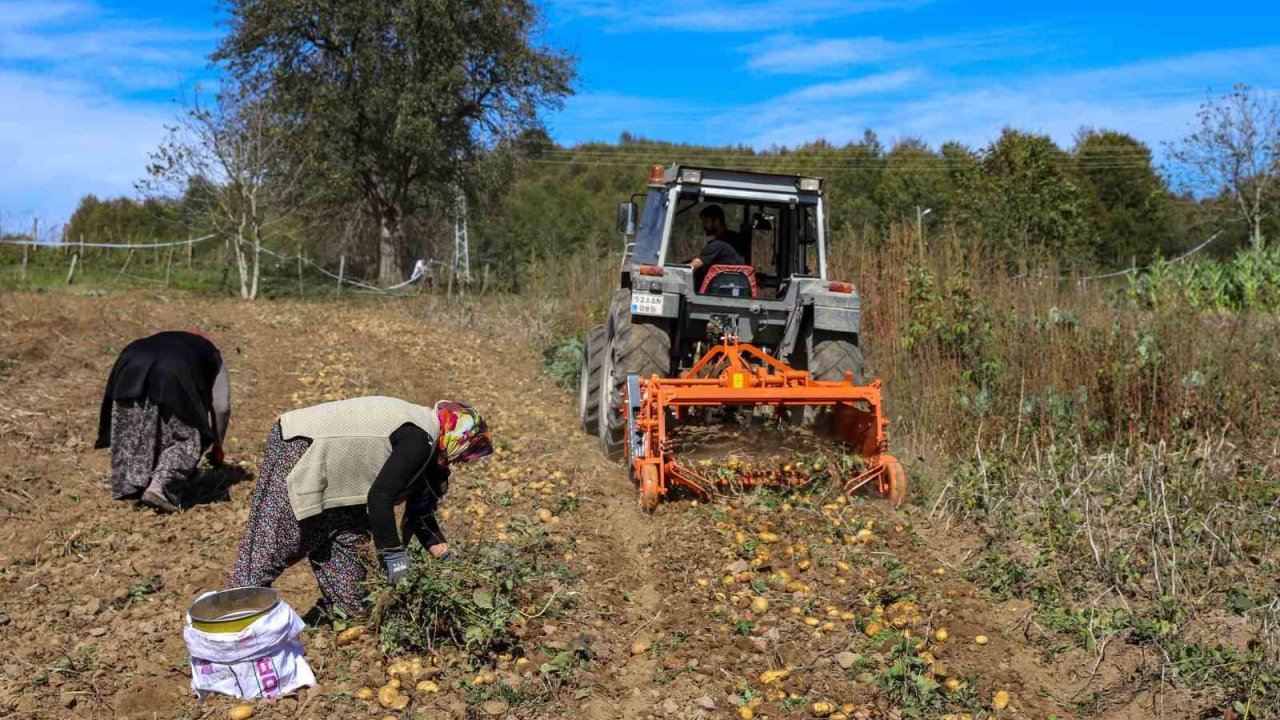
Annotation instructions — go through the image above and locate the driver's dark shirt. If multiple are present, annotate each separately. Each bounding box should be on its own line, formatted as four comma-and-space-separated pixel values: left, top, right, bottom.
695, 238, 746, 288
718, 230, 750, 260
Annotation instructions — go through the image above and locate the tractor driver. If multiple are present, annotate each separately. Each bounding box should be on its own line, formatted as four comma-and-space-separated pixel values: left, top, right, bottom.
689, 205, 747, 289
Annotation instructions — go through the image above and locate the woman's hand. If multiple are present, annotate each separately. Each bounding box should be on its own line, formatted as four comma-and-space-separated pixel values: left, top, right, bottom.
428, 543, 452, 560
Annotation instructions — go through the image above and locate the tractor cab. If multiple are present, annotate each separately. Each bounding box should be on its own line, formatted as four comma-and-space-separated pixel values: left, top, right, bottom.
620, 165, 826, 301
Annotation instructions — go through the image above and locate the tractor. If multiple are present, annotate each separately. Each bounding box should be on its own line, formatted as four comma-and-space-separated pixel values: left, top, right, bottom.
577, 164, 903, 511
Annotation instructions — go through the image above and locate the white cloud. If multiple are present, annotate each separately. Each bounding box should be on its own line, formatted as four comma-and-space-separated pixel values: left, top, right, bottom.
0, 0, 215, 90
775, 70, 922, 104
550, 0, 929, 33
742, 46, 1280, 151
747, 36, 913, 73
0, 70, 172, 225
0, 0, 213, 222
743, 28, 1048, 75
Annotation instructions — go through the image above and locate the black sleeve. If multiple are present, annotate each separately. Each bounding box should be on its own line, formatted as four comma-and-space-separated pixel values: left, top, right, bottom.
698, 240, 731, 268
366, 423, 436, 551
94, 356, 124, 449
403, 464, 449, 549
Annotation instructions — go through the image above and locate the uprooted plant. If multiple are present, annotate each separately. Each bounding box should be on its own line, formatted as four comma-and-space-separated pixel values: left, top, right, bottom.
370, 530, 575, 661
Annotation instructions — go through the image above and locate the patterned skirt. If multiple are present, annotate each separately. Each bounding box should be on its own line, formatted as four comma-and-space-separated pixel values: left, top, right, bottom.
229, 422, 373, 615
109, 399, 203, 501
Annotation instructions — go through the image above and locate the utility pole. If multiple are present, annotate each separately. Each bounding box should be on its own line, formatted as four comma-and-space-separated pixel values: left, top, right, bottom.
915, 206, 932, 261
453, 188, 471, 284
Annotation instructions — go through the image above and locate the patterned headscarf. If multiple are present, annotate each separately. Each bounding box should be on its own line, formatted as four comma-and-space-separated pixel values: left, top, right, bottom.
435, 401, 493, 464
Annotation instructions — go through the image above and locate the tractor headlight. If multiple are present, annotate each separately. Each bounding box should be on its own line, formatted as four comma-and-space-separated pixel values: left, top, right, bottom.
798, 177, 821, 192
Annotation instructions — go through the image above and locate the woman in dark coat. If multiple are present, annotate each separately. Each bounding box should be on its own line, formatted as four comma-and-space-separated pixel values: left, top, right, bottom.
227, 396, 491, 615
95, 329, 230, 512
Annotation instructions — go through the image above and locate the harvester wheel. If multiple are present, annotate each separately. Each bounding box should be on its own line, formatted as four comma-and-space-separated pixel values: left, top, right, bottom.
885, 458, 907, 507
578, 325, 607, 434
639, 464, 661, 513
599, 305, 670, 460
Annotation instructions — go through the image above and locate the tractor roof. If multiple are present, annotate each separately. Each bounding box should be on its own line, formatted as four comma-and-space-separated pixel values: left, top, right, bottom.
656, 165, 823, 197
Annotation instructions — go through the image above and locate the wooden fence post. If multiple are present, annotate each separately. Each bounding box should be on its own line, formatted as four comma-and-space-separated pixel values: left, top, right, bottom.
66, 254, 78, 284
20, 219, 35, 281
297, 252, 304, 295
117, 245, 134, 279
337, 254, 345, 294
165, 245, 175, 287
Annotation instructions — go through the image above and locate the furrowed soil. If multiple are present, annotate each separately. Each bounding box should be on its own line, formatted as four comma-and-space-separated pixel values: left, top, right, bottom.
0, 291, 1197, 719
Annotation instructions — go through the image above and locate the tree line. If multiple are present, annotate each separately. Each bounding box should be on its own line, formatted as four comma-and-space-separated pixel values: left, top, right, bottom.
51, 0, 1279, 296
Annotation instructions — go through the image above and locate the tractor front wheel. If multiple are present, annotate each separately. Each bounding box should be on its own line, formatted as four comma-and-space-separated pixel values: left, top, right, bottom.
598, 298, 670, 459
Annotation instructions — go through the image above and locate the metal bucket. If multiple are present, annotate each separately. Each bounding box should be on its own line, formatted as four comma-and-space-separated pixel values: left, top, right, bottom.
189, 587, 280, 634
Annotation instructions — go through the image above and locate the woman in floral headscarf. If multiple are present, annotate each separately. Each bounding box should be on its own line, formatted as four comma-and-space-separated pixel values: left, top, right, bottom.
228, 396, 491, 615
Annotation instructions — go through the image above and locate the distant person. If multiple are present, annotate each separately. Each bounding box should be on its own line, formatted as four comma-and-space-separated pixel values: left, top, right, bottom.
95, 329, 230, 513
689, 205, 747, 288
228, 396, 492, 615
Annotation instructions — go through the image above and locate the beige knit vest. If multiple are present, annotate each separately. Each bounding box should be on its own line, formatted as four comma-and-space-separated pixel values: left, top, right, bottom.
279, 396, 440, 520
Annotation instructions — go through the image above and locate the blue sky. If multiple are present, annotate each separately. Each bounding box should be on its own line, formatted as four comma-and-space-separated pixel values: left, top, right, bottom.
1, 0, 1277, 227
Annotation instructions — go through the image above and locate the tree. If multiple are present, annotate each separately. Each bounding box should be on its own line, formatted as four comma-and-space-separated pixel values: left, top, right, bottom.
956, 129, 1091, 269
214, 0, 575, 285
1168, 84, 1280, 250
874, 138, 954, 232
142, 80, 301, 300
1073, 128, 1177, 267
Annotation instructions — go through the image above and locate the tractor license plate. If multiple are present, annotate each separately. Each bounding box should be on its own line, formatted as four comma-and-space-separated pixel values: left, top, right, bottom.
632, 293, 665, 317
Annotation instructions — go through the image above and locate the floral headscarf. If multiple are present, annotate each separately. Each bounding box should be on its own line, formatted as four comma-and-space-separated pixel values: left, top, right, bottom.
435, 401, 493, 464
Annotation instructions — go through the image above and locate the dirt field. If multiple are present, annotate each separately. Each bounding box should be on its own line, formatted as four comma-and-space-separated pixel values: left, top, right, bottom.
0, 291, 1200, 719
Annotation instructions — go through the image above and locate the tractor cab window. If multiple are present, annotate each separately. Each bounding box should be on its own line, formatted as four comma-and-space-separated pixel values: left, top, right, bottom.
666, 195, 818, 298
632, 188, 667, 266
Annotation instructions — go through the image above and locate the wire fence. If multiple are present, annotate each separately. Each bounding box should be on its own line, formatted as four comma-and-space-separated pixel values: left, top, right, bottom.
0, 232, 480, 296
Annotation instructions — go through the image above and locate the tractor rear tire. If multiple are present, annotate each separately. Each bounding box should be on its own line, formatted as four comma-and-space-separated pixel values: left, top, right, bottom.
802, 334, 867, 426
809, 335, 866, 384
578, 325, 606, 434
599, 303, 670, 460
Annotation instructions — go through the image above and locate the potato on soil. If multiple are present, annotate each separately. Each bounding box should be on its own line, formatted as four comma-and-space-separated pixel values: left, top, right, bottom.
228, 705, 254, 720
975, 634, 989, 645
336, 625, 366, 646
377, 684, 402, 708
812, 700, 835, 717
993, 689, 1011, 710
355, 687, 375, 700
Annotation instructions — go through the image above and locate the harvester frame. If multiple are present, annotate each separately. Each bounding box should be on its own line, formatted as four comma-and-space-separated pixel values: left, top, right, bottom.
578, 163, 905, 511
623, 331, 905, 511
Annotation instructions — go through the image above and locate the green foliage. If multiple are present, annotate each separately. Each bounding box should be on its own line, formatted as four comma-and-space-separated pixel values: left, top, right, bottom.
873, 635, 974, 718
901, 265, 1001, 391
1123, 245, 1280, 311
956, 129, 1092, 267
541, 335, 584, 390
372, 534, 571, 659
1075, 129, 1179, 267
